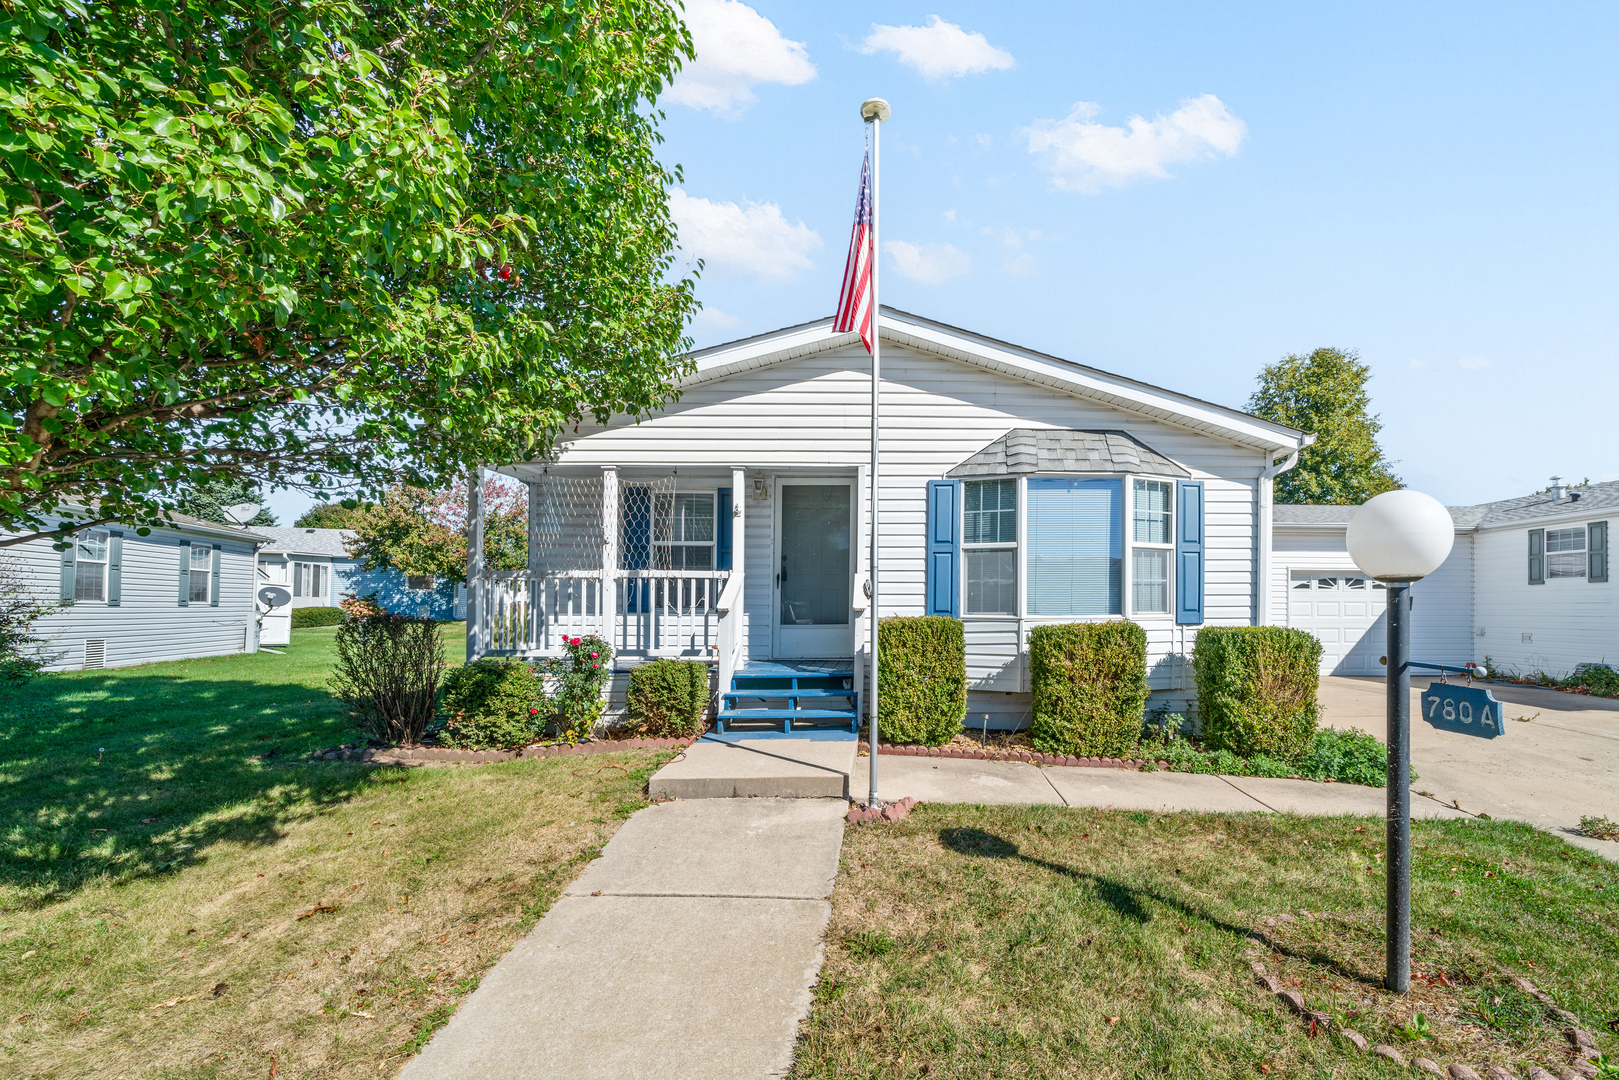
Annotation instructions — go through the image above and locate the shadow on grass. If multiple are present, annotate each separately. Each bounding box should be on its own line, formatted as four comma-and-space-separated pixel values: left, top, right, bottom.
938, 826, 1380, 987
0, 666, 377, 907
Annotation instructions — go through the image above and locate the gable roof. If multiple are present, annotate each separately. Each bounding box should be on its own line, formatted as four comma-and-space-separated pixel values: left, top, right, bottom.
255, 526, 356, 558
1274, 479, 1619, 531
948, 429, 1190, 478
683, 308, 1312, 455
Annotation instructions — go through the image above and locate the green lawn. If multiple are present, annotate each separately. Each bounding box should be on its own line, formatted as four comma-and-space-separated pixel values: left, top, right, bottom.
1, 626, 672, 1079
794, 804, 1618, 1079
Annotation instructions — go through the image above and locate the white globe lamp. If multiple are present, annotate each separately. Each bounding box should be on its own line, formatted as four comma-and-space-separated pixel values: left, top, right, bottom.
1346, 490, 1453, 582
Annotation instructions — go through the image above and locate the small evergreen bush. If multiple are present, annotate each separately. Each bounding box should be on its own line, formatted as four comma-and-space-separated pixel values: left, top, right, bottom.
438, 658, 546, 749
1193, 626, 1322, 762
1028, 622, 1149, 757
330, 613, 445, 745
877, 616, 967, 746
291, 606, 345, 628
625, 659, 710, 738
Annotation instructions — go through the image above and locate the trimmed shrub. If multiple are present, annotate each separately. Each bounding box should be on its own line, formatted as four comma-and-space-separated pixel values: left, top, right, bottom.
291, 606, 345, 628
330, 613, 445, 745
877, 616, 967, 746
1193, 626, 1323, 761
1028, 622, 1149, 757
625, 659, 710, 738
438, 658, 546, 749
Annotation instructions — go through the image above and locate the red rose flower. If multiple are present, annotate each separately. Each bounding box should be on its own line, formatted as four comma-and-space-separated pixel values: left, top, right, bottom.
529, 707, 539, 716
589, 651, 598, 659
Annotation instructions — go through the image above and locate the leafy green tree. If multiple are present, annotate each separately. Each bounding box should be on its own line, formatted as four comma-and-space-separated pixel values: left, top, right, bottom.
294, 502, 371, 530
1248, 348, 1402, 504
2, 0, 696, 547
345, 481, 526, 586
177, 477, 276, 526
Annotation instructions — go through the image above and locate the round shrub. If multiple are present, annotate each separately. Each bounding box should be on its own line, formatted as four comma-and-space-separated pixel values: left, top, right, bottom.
877, 616, 967, 746
1192, 626, 1323, 761
438, 657, 546, 749
625, 658, 710, 738
1028, 621, 1149, 757
291, 605, 345, 628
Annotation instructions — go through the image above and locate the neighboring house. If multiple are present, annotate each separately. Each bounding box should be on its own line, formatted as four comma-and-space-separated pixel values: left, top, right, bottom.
254, 527, 460, 645
462, 309, 1315, 727
4, 511, 266, 671
1271, 478, 1615, 677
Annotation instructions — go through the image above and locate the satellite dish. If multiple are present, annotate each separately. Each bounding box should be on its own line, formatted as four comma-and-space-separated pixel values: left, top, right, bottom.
258, 585, 292, 609
223, 502, 261, 524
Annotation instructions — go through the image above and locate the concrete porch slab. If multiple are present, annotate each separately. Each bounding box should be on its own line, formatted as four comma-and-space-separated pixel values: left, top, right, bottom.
870, 755, 1064, 805
649, 735, 858, 799
1044, 768, 1270, 813
565, 798, 846, 899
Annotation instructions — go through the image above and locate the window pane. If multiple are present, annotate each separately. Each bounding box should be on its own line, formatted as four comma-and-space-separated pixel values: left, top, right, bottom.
1546, 528, 1585, 553
189, 569, 209, 603
74, 561, 105, 602
1132, 480, 1172, 544
1548, 551, 1587, 578
966, 549, 1017, 614
963, 479, 1016, 544
1132, 548, 1169, 613
677, 544, 713, 570
677, 494, 715, 543
78, 529, 108, 562
1026, 478, 1121, 617
191, 545, 211, 568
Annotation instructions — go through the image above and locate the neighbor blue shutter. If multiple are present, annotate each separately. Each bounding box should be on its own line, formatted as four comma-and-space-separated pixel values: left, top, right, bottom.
59, 536, 76, 603
716, 488, 733, 571
209, 545, 221, 606
107, 532, 123, 606
925, 479, 959, 617
1527, 528, 1544, 585
177, 540, 191, 606
1590, 521, 1608, 584
1175, 480, 1205, 624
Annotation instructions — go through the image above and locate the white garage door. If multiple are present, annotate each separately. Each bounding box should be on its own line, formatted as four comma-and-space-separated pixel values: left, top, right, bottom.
1288, 571, 1387, 675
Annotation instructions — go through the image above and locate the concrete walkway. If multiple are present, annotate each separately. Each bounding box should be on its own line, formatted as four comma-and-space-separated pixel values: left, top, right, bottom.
399, 798, 846, 1080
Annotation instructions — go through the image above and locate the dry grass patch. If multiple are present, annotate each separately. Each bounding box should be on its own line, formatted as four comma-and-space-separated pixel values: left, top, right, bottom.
794, 804, 1618, 1079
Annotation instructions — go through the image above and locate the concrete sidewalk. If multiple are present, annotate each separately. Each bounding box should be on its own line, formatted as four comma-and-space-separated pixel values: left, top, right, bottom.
399, 798, 846, 1080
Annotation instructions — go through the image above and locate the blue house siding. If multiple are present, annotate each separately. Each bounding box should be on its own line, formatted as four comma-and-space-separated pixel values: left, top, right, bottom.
335, 561, 460, 619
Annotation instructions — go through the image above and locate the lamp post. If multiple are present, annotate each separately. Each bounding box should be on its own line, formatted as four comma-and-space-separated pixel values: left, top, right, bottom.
1346, 490, 1454, 994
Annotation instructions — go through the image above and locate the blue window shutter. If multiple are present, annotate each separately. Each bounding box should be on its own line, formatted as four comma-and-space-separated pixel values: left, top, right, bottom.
178, 540, 191, 606
1527, 528, 1544, 585
1590, 521, 1608, 583
1175, 481, 1205, 624
210, 545, 222, 606
59, 536, 76, 604
716, 488, 733, 571
107, 532, 123, 607
925, 480, 959, 617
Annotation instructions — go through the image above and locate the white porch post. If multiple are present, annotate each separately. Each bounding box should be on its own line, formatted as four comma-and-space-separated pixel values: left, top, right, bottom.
601, 466, 619, 644
466, 466, 484, 662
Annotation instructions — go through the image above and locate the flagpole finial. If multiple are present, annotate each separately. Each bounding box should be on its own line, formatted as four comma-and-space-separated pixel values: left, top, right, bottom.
860, 98, 891, 123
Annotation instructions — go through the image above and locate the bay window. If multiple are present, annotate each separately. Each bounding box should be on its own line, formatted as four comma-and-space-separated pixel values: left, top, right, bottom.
963, 479, 1017, 614
1026, 478, 1122, 617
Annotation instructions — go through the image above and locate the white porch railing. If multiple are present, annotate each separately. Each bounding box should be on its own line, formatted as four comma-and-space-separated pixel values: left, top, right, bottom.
476, 569, 730, 658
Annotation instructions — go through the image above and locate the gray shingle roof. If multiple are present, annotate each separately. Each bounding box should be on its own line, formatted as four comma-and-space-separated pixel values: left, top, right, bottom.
1274, 479, 1619, 530
947, 428, 1189, 478
254, 527, 356, 557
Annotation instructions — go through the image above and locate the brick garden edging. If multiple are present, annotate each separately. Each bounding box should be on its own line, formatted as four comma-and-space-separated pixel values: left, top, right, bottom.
861, 740, 1158, 771
311, 736, 699, 766
1248, 950, 1603, 1078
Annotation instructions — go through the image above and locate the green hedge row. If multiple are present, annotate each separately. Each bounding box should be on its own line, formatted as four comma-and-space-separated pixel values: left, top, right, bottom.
877, 616, 967, 746
1192, 626, 1322, 761
291, 606, 345, 628
625, 658, 710, 738
1028, 621, 1149, 757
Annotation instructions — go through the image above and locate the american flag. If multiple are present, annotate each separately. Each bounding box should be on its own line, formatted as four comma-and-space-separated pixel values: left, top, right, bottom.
833, 152, 874, 352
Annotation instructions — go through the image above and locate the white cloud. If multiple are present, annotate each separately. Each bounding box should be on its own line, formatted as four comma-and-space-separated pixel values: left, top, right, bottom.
669, 189, 820, 278
694, 307, 742, 329
860, 16, 1015, 81
1023, 94, 1247, 193
884, 240, 971, 284
667, 0, 816, 117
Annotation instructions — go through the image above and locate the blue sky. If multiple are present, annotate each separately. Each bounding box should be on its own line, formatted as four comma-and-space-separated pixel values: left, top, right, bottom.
268, 1, 1618, 523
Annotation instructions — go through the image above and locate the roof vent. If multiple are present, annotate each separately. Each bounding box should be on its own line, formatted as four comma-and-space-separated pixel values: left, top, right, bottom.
1549, 475, 1565, 500
1570, 491, 1582, 502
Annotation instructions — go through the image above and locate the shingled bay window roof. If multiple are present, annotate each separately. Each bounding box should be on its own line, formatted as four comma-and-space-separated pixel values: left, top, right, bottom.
947, 428, 1190, 479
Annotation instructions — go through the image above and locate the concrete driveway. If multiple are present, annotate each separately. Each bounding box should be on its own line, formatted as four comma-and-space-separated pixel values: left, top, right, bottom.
1320, 676, 1619, 858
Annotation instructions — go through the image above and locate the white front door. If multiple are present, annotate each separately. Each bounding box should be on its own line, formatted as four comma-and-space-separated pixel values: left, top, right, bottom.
1288, 571, 1388, 675
773, 478, 855, 658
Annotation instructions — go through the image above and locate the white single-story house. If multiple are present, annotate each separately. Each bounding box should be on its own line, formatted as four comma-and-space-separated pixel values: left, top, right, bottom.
255, 527, 463, 645
1272, 478, 1615, 677
465, 309, 1315, 729
3, 510, 266, 671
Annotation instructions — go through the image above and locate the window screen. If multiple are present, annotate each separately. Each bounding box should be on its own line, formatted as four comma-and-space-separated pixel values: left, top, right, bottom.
189, 544, 211, 604
966, 549, 1017, 615
1132, 547, 1169, 614
1025, 478, 1121, 617
75, 529, 108, 602
1546, 527, 1586, 578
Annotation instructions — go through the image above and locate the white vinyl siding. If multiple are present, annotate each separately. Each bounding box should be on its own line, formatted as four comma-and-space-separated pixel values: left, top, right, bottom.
1473, 518, 1617, 678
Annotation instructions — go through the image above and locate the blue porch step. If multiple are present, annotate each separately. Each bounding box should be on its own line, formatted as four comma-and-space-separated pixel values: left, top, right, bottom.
716, 661, 859, 735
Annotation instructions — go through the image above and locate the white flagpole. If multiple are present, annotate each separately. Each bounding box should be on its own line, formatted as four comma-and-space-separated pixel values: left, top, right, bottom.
861, 97, 890, 808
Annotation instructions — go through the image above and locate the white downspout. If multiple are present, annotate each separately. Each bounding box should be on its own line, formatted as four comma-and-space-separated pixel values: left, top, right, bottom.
1254, 447, 1302, 626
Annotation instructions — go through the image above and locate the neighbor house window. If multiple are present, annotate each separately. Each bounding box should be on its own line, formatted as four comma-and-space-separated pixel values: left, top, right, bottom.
1546, 527, 1586, 578
653, 493, 715, 570
1025, 478, 1122, 617
1131, 479, 1173, 614
75, 529, 109, 602
408, 574, 436, 590
189, 545, 212, 603
293, 561, 328, 598
963, 479, 1017, 615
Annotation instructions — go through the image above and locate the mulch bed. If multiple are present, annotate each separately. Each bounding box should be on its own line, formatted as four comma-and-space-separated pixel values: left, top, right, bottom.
310, 734, 700, 766
862, 739, 1159, 771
